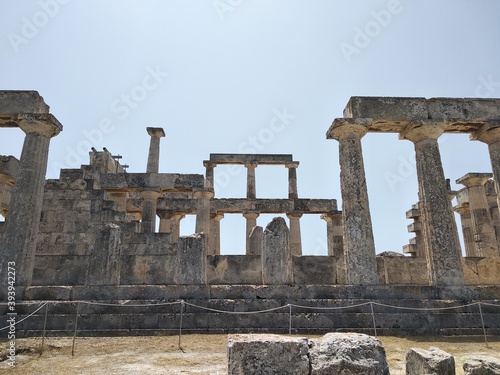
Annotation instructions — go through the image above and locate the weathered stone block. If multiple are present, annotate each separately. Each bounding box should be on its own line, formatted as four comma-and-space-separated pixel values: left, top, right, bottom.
176, 233, 206, 285
309, 332, 389, 375
405, 346, 455, 375
343, 96, 428, 120
86, 223, 121, 286
0, 90, 50, 114
207, 255, 262, 284
262, 217, 292, 285
463, 356, 500, 375
227, 334, 309, 375
293, 256, 335, 285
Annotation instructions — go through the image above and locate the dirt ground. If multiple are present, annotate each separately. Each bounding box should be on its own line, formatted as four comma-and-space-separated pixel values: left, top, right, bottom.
0, 334, 499, 374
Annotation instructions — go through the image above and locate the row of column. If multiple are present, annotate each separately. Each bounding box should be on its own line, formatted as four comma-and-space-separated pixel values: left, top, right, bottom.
204, 161, 299, 199
329, 119, 500, 286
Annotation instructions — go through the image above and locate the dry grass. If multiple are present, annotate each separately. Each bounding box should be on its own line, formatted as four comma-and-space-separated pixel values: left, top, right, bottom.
0, 334, 499, 374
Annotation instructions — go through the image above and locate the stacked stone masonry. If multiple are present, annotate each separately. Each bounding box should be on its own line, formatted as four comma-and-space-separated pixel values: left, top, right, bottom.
1, 92, 500, 336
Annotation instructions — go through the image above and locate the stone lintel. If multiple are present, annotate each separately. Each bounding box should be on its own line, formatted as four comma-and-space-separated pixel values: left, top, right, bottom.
0, 113, 63, 136
156, 198, 338, 214
146, 127, 165, 138
456, 172, 493, 187
406, 208, 420, 219
344, 96, 500, 123
207, 153, 295, 165
0, 90, 50, 114
100, 173, 204, 191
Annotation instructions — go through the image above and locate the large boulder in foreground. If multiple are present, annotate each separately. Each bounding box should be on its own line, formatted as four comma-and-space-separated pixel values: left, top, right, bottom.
463, 356, 500, 375
309, 332, 389, 375
227, 334, 309, 375
406, 346, 455, 375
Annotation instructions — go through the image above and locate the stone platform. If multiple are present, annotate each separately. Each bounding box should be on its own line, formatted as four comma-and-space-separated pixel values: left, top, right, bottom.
2, 285, 499, 337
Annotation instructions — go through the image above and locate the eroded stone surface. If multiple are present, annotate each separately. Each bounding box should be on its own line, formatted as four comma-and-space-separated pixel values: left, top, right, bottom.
309, 332, 389, 375
405, 346, 455, 375
463, 356, 500, 375
227, 334, 310, 375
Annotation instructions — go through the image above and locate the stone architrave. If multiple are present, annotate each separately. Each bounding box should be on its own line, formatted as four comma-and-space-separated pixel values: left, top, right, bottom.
287, 212, 303, 256
327, 118, 378, 285
309, 332, 389, 375
227, 334, 310, 375
262, 217, 292, 284
86, 223, 121, 286
456, 173, 499, 258
145, 127, 165, 173
243, 212, 259, 255
0, 116, 62, 287
141, 190, 161, 233
176, 233, 206, 285
405, 347, 455, 375
400, 121, 465, 286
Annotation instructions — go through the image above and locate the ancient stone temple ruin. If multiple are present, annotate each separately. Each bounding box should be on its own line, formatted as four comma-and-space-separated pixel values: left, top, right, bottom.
1, 91, 499, 336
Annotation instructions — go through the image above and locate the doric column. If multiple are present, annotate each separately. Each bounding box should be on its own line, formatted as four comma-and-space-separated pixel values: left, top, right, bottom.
485, 179, 500, 250
456, 173, 499, 257
0, 117, 62, 287
243, 212, 259, 255
327, 119, 378, 285
454, 203, 476, 257
204, 161, 216, 190
194, 189, 213, 236
286, 162, 299, 199
170, 212, 185, 244
321, 212, 345, 284
404, 203, 425, 258
209, 213, 224, 255
158, 211, 174, 234
400, 121, 464, 285
286, 212, 303, 256
141, 191, 161, 233
245, 162, 257, 199
146, 127, 165, 173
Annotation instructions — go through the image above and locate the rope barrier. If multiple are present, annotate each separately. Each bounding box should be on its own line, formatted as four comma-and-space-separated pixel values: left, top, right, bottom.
1, 298, 499, 346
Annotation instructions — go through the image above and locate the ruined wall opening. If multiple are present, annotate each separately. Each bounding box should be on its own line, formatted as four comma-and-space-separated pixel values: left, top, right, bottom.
254, 165, 288, 199
300, 214, 328, 255
219, 213, 246, 255
179, 214, 196, 237
212, 164, 247, 199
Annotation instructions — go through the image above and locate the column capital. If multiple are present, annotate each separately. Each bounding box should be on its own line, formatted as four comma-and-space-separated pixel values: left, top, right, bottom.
327, 118, 371, 141
286, 212, 303, 219
203, 161, 217, 168
18, 115, 62, 138
244, 162, 258, 168
453, 203, 470, 215
285, 162, 299, 169
193, 189, 214, 199
399, 120, 445, 143
211, 212, 224, 221
243, 211, 259, 220
157, 211, 176, 219
470, 121, 500, 145
146, 127, 165, 138
141, 190, 162, 200
456, 173, 493, 187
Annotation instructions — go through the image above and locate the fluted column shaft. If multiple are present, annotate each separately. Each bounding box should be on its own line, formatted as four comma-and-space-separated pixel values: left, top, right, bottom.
286, 162, 299, 199
0, 119, 61, 286
195, 190, 213, 236
245, 162, 257, 199
328, 120, 378, 285
454, 204, 476, 257
209, 213, 224, 255
400, 121, 464, 285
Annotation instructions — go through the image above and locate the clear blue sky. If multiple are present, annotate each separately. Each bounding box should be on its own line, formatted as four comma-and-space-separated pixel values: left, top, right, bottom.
1, 0, 500, 255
